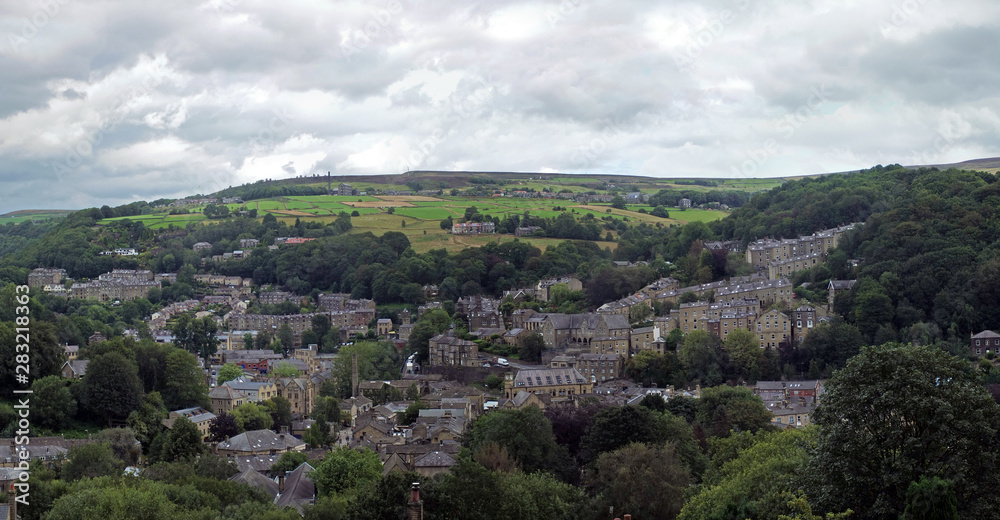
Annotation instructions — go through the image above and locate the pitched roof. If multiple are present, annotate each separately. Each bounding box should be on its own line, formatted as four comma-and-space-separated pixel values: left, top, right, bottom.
972, 330, 1000, 340
511, 368, 588, 389
414, 450, 457, 468
209, 385, 247, 400
229, 467, 279, 497
217, 429, 305, 453
233, 454, 281, 473
274, 462, 316, 513
63, 359, 90, 376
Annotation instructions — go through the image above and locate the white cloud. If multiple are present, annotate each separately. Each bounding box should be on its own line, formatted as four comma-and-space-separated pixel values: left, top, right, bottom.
0, 0, 997, 211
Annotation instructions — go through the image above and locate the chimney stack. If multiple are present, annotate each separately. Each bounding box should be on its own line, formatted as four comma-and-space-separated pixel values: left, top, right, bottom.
352, 353, 359, 398
278, 471, 286, 493
407, 482, 423, 520
9, 483, 16, 520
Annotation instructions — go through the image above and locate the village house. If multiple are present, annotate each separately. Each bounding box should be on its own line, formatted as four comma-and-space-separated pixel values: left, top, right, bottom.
217, 429, 306, 457
754, 308, 792, 349
163, 407, 216, 441
427, 331, 479, 367
209, 385, 247, 415
971, 330, 1000, 357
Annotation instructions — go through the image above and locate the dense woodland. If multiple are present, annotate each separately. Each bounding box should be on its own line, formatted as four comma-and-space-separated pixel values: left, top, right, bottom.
2, 165, 1000, 519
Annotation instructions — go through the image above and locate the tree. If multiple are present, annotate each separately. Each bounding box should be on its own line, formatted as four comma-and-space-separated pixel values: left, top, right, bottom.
0, 320, 65, 399
695, 385, 772, 438
303, 418, 329, 449
171, 315, 219, 363
264, 396, 293, 430
80, 352, 144, 426
277, 323, 294, 352
583, 404, 668, 461
273, 361, 301, 378
272, 450, 309, 474
724, 328, 764, 382
679, 428, 816, 520
157, 416, 206, 462
30, 375, 77, 430
94, 428, 142, 466
127, 391, 168, 450
163, 349, 208, 410
208, 412, 242, 442
593, 442, 692, 520
62, 442, 125, 481
231, 402, 274, 431
312, 314, 331, 346
464, 406, 575, 481
677, 330, 721, 385
900, 476, 959, 520
519, 332, 546, 363
217, 363, 243, 385
807, 343, 1000, 520
312, 447, 382, 496
611, 195, 627, 209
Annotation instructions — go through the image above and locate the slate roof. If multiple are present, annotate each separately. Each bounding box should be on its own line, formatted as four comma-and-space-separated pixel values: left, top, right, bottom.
972, 330, 1000, 339
274, 462, 315, 513
64, 359, 90, 376
217, 429, 305, 453
209, 385, 247, 400
414, 450, 457, 468
229, 467, 280, 497
233, 454, 281, 473
511, 368, 588, 389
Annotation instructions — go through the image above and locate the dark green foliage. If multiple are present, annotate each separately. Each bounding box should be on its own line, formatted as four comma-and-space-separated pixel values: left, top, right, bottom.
30, 375, 77, 430
807, 342, 1000, 519
900, 476, 959, 520
695, 385, 773, 438
156, 416, 206, 462
61, 443, 125, 482
312, 447, 382, 497
464, 406, 576, 482
519, 332, 546, 363
593, 442, 692, 520
80, 351, 144, 426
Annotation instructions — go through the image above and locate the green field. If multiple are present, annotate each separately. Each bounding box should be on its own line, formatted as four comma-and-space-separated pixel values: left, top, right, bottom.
669, 208, 729, 223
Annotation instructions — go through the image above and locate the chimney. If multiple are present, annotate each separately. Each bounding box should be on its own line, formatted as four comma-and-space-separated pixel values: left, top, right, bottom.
9, 483, 16, 520
278, 471, 286, 493
407, 482, 423, 520
352, 353, 359, 398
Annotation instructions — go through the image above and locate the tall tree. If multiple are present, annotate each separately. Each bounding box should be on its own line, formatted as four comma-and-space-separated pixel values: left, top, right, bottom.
163, 349, 208, 410
465, 406, 575, 482
312, 447, 382, 497
80, 351, 144, 426
807, 342, 1000, 519
593, 442, 692, 520
723, 328, 764, 382
695, 385, 772, 438
30, 375, 77, 430
519, 332, 546, 363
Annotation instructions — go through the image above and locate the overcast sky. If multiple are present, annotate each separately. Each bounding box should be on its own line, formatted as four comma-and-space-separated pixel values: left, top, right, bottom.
1, 0, 998, 212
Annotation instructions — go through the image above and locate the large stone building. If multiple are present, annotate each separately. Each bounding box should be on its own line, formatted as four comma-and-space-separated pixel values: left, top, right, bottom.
503, 368, 592, 403
28, 268, 66, 288
69, 270, 160, 301
428, 332, 479, 367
